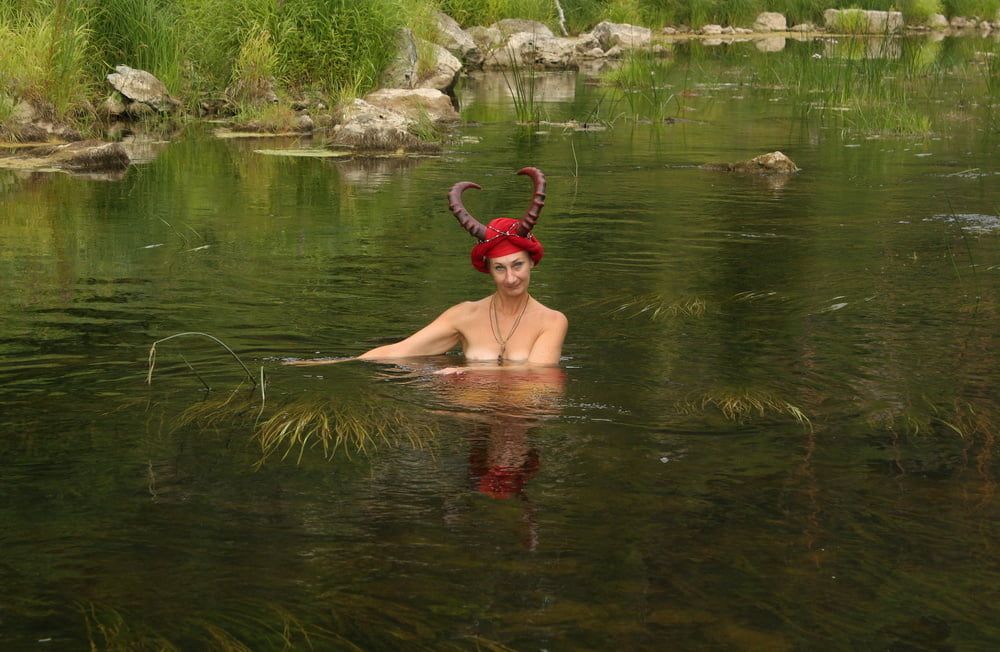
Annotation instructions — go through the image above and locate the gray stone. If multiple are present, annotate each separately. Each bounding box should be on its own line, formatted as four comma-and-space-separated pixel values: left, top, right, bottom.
701, 24, 723, 35
100, 93, 127, 118
415, 40, 462, 91
927, 13, 949, 29
294, 114, 314, 132
590, 21, 651, 50
825, 9, 903, 33
789, 23, 816, 32
30, 140, 131, 171
753, 12, 787, 32
702, 151, 800, 174
330, 99, 439, 153
363, 88, 459, 123
125, 100, 155, 118
662, 27, 678, 35
381, 29, 419, 89
467, 25, 503, 51
106, 65, 179, 113
491, 18, 554, 38
434, 11, 482, 66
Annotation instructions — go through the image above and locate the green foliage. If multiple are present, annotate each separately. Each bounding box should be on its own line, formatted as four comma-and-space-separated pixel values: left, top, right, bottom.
943, 0, 1000, 19
902, 0, 945, 24
438, 0, 556, 26
601, 49, 676, 121
0, 3, 92, 118
829, 7, 870, 33
227, 25, 277, 106
85, 0, 184, 92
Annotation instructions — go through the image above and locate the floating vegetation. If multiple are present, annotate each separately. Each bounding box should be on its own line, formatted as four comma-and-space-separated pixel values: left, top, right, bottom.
924, 213, 1000, 235
255, 397, 438, 466
679, 390, 812, 430
172, 389, 438, 467
254, 149, 352, 158
586, 293, 707, 320
146, 332, 258, 389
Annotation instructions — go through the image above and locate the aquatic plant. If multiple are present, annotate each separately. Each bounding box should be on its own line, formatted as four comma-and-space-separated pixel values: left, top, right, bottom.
438, 0, 556, 27
587, 293, 708, 320
146, 332, 258, 389
600, 50, 677, 122
943, 0, 1000, 20
679, 390, 813, 430
498, 47, 543, 124
255, 398, 438, 466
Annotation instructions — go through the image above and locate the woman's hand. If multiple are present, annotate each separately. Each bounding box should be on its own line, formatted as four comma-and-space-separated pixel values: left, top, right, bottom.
434, 366, 467, 376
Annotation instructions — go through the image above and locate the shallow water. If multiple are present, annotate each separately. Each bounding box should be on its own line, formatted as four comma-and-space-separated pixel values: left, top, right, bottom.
2, 37, 999, 649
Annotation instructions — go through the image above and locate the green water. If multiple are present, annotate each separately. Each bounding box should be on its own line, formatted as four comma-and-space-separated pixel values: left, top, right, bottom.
2, 38, 999, 649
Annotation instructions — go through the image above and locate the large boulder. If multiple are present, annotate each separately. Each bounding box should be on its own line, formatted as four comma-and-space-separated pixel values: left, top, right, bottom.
491, 18, 554, 38
753, 12, 787, 32
824, 9, 903, 33
363, 88, 458, 123
467, 25, 503, 51
590, 21, 651, 50
381, 28, 420, 89
927, 14, 950, 29
702, 151, 800, 175
416, 41, 462, 91
329, 99, 439, 153
483, 31, 543, 67
106, 65, 180, 113
434, 11, 483, 66
26, 140, 131, 171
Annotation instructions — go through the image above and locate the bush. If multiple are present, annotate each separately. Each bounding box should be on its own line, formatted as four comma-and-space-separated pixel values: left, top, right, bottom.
903, 0, 945, 23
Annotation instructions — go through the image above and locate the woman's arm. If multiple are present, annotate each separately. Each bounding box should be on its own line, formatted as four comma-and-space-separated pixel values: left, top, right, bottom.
357, 304, 465, 360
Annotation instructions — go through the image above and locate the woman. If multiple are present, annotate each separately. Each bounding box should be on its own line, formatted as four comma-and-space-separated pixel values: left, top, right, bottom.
290, 167, 567, 368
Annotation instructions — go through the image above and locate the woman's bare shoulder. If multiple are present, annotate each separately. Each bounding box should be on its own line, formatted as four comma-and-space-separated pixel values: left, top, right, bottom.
532, 300, 568, 327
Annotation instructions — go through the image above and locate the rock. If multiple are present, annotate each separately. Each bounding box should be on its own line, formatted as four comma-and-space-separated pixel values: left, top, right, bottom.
12, 100, 40, 123
125, 100, 155, 118
755, 36, 787, 52
753, 12, 787, 32
381, 28, 419, 89
434, 11, 483, 66
363, 88, 458, 123
294, 114, 314, 132
662, 27, 678, 35
702, 151, 800, 175
291, 100, 309, 111
467, 25, 503, 51
416, 41, 462, 91
825, 9, 903, 33
100, 93, 127, 118
701, 24, 723, 35
604, 45, 624, 58
582, 47, 605, 59
483, 31, 538, 67
491, 18, 554, 38
590, 21, 651, 50
704, 38, 724, 47
106, 65, 179, 113
735, 27, 754, 34
789, 23, 815, 32
535, 34, 601, 67
721, 26, 736, 35
329, 99, 439, 153
926, 13, 949, 29
950, 16, 974, 29
36, 140, 131, 171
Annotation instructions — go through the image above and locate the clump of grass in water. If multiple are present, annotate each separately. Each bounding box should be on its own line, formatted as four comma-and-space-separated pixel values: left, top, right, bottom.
255, 398, 438, 466
586, 293, 707, 320
499, 47, 543, 124
679, 390, 813, 430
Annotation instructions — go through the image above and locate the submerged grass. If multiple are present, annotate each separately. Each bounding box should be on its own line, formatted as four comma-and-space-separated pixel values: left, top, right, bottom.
601, 49, 677, 121
679, 389, 813, 430
255, 398, 438, 466
587, 293, 708, 320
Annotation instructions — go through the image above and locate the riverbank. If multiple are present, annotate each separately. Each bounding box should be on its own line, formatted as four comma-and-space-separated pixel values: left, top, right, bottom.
2, 2, 998, 175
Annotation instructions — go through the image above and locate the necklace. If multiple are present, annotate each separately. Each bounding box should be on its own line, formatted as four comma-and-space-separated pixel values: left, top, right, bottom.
490, 293, 529, 365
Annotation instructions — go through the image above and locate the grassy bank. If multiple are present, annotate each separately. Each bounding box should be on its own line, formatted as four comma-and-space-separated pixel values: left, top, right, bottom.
1, 0, 997, 136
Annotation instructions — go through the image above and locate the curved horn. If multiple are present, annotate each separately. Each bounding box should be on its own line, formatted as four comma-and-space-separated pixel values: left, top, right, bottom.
448, 181, 487, 240
516, 167, 545, 236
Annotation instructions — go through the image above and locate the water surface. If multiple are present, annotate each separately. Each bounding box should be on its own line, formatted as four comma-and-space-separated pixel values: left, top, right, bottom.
2, 36, 999, 650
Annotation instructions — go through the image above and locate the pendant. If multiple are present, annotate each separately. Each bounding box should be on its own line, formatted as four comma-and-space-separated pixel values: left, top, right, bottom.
498, 346, 504, 366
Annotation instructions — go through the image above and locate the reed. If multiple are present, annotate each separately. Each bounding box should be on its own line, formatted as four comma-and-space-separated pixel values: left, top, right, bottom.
146, 332, 257, 388
600, 49, 676, 121
498, 47, 543, 124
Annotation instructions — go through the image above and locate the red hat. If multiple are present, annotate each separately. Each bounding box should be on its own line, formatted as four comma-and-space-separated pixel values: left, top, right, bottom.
448, 167, 547, 274
470, 217, 544, 273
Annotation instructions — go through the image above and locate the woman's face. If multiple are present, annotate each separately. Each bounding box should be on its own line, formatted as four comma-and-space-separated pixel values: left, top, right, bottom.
488, 250, 533, 296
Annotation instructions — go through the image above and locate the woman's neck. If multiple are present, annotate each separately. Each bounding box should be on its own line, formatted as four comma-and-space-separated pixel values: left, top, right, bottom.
493, 291, 530, 315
